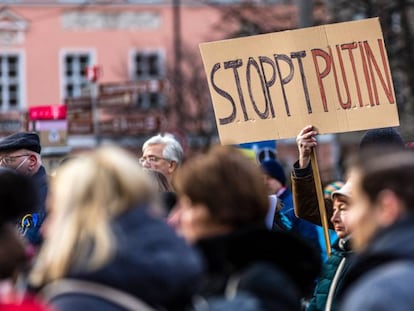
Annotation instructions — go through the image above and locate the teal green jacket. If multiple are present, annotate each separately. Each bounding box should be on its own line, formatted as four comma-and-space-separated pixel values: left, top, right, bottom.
306, 238, 353, 311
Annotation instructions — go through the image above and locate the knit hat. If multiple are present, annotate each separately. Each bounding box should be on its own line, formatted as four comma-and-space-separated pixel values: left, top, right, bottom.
0, 132, 41, 154
323, 181, 345, 200
260, 159, 286, 186
332, 179, 352, 200
359, 127, 404, 150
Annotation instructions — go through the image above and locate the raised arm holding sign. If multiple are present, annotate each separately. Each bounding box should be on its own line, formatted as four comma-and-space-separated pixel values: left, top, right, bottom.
294, 126, 332, 256
199, 17, 400, 259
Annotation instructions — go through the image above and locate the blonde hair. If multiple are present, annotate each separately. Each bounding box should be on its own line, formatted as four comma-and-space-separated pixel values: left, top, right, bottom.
30, 145, 157, 286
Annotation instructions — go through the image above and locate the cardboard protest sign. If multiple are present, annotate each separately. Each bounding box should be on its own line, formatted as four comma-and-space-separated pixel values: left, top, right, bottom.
199, 18, 399, 145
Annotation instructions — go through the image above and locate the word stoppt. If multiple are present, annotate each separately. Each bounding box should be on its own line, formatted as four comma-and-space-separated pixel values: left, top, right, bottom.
211, 39, 393, 125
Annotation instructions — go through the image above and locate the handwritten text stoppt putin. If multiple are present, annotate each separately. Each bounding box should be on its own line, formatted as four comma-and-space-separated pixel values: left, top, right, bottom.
199, 18, 399, 144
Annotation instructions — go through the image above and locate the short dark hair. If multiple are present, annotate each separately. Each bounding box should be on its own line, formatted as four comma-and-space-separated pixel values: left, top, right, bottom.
349, 147, 414, 210
173, 145, 269, 228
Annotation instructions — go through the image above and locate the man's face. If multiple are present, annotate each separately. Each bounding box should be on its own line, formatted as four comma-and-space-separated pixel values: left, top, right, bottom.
140, 144, 174, 181
0, 150, 32, 174
348, 169, 381, 251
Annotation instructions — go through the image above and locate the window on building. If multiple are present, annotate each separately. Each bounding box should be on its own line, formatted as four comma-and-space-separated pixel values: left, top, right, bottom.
133, 50, 165, 109
133, 51, 163, 80
0, 54, 22, 110
63, 53, 91, 98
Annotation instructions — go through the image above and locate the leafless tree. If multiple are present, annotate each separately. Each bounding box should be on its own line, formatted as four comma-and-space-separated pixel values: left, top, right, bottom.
327, 0, 414, 138
166, 0, 414, 152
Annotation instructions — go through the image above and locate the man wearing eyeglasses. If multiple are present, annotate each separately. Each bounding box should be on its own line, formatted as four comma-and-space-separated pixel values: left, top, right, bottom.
140, 133, 184, 184
0, 132, 48, 247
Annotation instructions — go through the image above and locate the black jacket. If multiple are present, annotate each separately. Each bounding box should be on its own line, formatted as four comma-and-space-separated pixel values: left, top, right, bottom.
192, 226, 321, 311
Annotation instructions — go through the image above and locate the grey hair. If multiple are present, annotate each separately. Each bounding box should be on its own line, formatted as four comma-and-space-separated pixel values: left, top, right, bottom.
143, 133, 184, 165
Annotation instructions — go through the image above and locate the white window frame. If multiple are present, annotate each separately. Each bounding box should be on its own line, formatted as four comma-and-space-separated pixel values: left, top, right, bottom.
59, 49, 96, 101
0, 50, 26, 111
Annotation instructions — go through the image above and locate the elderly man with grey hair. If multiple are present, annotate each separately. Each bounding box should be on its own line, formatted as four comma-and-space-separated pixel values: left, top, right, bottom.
139, 132, 183, 184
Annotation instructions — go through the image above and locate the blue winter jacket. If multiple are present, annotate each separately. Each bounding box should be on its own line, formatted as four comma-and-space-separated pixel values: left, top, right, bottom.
278, 188, 323, 257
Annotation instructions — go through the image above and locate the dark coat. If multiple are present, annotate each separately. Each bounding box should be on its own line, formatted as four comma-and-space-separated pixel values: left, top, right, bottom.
192, 226, 321, 311
337, 214, 414, 310
23, 165, 49, 245
45, 207, 204, 311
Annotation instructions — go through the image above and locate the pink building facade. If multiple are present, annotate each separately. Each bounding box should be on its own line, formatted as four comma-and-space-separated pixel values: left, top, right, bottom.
1, 1, 300, 148
0, 1, 297, 155
3, 1, 342, 177
1, 3, 228, 106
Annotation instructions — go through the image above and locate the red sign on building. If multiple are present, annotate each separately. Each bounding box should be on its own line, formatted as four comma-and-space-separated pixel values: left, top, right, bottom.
85, 65, 102, 83
29, 105, 67, 121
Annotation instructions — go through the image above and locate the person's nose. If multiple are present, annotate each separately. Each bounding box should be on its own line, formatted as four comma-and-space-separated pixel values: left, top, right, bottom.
141, 160, 152, 168
330, 210, 339, 224
0, 160, 8, 168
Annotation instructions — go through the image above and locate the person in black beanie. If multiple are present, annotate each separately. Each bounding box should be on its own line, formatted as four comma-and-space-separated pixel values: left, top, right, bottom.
0, 132, 48, 247
359, 127, 404, 150
260, 159, 323, 261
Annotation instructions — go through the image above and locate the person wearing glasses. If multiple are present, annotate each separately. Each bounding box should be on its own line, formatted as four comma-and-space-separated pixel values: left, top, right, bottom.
0, 132, 48, 247
139, 133, 184, 184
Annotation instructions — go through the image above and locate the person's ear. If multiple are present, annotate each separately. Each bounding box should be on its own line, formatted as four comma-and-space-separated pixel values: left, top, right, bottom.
168, 160, 177, 174
27, 154, 38, 171
377, 190, 403, 226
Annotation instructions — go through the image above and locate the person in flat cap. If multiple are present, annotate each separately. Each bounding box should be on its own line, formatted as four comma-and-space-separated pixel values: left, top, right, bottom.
0, 132, 48, 247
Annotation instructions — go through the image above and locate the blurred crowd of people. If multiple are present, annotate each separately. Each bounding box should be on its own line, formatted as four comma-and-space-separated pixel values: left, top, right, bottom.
0, 124, 413, 311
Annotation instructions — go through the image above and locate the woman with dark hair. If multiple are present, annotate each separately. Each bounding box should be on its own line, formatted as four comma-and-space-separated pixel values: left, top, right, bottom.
171, 145, 321, 310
